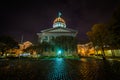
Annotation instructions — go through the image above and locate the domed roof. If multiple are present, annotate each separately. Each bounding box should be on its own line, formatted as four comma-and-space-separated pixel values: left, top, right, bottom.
53, 17, 65, 24
53, 12, 66, 28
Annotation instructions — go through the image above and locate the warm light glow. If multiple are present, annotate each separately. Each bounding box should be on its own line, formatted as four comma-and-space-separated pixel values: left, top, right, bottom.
77, 42, 95, 56
53, 16, 66, 28
53, 17, 65, 24
23, 41, 32, 49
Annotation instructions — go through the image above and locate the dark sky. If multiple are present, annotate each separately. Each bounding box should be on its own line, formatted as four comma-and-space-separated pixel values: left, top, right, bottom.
0, 0, 120, 43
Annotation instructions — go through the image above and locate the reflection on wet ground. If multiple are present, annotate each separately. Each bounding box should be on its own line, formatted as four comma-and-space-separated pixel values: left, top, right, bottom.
0, 58, 120, 80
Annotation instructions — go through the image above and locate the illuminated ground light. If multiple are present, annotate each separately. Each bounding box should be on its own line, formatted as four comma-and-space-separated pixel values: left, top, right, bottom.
57, 49, 63, 56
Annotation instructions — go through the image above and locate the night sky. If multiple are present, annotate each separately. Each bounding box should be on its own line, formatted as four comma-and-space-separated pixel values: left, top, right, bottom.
0, 0, 120, 43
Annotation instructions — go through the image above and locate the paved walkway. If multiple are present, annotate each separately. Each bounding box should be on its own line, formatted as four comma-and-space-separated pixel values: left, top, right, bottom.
91, 56, 120, 61
0, 58, 120, 80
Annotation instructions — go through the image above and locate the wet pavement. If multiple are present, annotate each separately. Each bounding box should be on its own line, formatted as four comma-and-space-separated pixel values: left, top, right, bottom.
0, 58, 120, 80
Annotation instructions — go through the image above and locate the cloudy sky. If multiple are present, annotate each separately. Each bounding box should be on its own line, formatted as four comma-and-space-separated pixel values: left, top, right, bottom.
0, 0, 120, 43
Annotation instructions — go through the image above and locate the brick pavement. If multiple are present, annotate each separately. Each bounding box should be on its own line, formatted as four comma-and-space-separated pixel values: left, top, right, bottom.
0, 58, 120, 80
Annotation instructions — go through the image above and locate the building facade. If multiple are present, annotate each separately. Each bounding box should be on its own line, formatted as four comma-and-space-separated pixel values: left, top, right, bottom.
37, 13, 78, 56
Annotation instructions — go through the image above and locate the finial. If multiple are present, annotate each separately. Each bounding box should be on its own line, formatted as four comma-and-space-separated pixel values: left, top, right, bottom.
58, 12, 62, 17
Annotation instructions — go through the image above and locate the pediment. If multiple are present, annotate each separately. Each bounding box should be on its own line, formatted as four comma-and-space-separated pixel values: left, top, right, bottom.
49, 28, 71, 32
41, 27, 77, 33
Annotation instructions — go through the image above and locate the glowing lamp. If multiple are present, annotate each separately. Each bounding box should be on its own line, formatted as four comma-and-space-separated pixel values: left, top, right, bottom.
57, 49, 62, 55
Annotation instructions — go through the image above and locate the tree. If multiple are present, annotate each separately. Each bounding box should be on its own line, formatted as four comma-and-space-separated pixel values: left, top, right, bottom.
0, 35, 18, 56
103, 5, 120, 56
87, 31, 99, 55
107, 5, 120, 49
87, 23, 108, 59
87, 5, 120, 58
0, 42, 6, 56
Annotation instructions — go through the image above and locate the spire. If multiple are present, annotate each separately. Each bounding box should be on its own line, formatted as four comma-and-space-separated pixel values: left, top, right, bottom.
53, 12, 66, 28
58, 12, 62, 17
21, 35, 24, 43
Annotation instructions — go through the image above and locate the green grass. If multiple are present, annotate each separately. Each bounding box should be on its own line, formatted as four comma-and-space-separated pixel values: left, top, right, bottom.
38, 55, 80, 59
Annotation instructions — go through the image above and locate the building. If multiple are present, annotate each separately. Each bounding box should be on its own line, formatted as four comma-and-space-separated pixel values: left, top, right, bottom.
77, 42, 120, 57
77, 42, 95, 56
37, 12, 78, 56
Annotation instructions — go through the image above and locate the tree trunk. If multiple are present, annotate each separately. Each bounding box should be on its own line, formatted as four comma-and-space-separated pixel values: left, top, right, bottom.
95, 49, 99, 57
94, 45, 98, 56
101, 46, 106, 60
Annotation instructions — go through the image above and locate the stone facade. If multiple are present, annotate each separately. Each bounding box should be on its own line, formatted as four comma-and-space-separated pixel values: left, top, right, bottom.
37, 13, 78, 56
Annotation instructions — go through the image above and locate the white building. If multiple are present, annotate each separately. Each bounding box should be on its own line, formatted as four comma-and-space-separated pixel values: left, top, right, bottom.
37, 13, 78, 56
37, 13, 77, 43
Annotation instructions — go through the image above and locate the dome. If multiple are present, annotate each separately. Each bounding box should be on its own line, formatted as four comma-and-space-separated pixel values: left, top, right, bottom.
53, 13, 66, 28
53, 17, 65, 24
